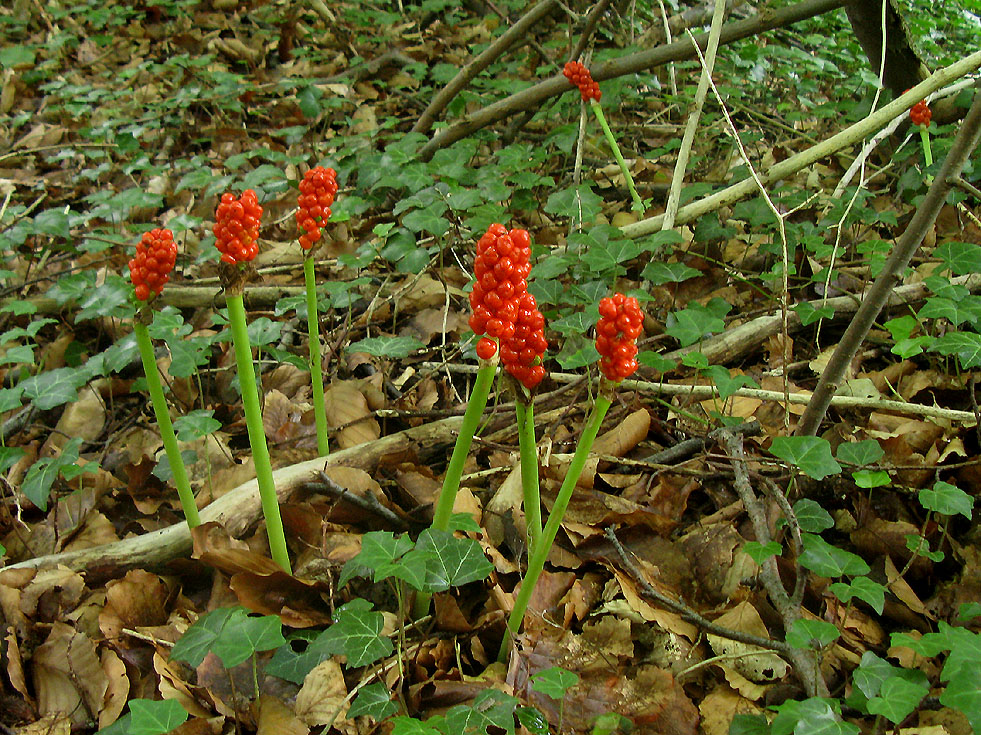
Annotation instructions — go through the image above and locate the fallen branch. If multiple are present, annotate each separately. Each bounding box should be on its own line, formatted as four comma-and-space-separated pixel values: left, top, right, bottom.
4, 415, 465, 576
419, 0, 850, 160
797, 78, 981, 436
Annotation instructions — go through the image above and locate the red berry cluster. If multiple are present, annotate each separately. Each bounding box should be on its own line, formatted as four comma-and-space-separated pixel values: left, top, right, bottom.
214, 190, 262, 264
468, 224, 548, 389
909, 100, 931, 127
596, 293, 643, 382
129, 228, 177, 302
296, 166, 338, 250
563, 61, 601, 102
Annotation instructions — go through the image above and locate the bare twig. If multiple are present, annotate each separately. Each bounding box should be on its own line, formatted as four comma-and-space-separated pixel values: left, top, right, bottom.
605, 527, 793, 654
569, 0, 612, 62
797, 79, 981, 436
305, 470, 409, 530
412, 0, 560, 134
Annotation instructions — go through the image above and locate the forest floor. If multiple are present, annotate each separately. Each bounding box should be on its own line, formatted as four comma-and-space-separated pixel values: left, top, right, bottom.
0, 1, 980, 734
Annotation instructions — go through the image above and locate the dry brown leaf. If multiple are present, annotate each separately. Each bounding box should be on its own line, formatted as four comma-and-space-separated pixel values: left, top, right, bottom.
324, 380, 380, 449
294, 658, 349, 726
99, 648, 129, 728
592, 408, 650, 456
699, 685, 765, 735
257, 695, 309, 735
43, 382, 106, 455
33, 622, 108, 725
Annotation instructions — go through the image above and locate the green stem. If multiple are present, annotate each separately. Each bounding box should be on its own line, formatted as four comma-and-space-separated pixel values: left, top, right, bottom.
413, 356, 498, 618
133, 320, 200, 529
498, 393, 612, 662
515, 399, 542, 552
226, 292, 292, 573
920, 125, 934, 172
590, 99, 644, 213
303, 257, 329, 457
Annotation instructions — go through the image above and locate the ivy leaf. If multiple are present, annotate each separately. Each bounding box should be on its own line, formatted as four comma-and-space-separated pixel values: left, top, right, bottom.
936, 241, 981, 275
799, 533, 870, 577
829, 577, 886, 614
170, 607, 243, 667
416, 529, 493, 592
173, 410, 221, 442
835, 440, 884, 467
786, 618, 840, 649
126, 699, 189, 735
853, 652, 896, 698
402, 203, 450, 237
320, 599, 392, 667
346, 531, 414, 583
391, 717, 442, 735
743, 541, 781, 565
919, 481, 973, 519
348, 682, 398, 721
701, 365, 758, 400
931, 332, 981, 368
793, 498, 834, 533
20, 367, 86, 410
852, 469, 890, 488
22, 438, 91, 511
347, 336, 425, 359
665, 307, 724, 347
265, 631, 333, 684
444, 690, 518, 735
770, 436, 841, 480
210, 613, 285, 668
531, 667, 580, 700
794, 302, 835, 326
543, 184, 603, 224
867, 675, 929, 724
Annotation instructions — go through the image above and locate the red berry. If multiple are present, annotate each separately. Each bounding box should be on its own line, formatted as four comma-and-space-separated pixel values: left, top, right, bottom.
296, 166, 337, 250
595, 292, 644, 382
130, 228, 177, 301
215, 190, 262, 264
476, 337, 497, 361
563, 60, 601, 102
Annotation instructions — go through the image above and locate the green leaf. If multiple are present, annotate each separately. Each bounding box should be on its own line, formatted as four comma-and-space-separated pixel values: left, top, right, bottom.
638, 351, 677, 373
22, 438, 89, 511
210, 613, 285, 668
867, 675, 929, 724
33, 208, 71, 239
0, 45, 36, 68
793, 499, 834, 533
958, 602, 981, 622
786, 619, 840, 649
531, 667, 579, 700
391, 717, 442, 735
247, 317, 283, 346
940, 658, 981, 734
829, 576, 885, 614
543, 184, 603, 224
853, 652, 896, 698
665, 306, 725, 347
20, 367, 86, 410
348, 682, 398, 721
416, 528, 493, 591
347, 336, 425, 359
266, 631, 333, 684
728, 714, 770, 735
851, 469, 890, 488
345, 531, 414, 583
918, 480, 973, 519
444, 689, 517, 735
320, 598, 392, 667
769, 437, 841, 480
173, 410, 221, 441
936, 241, 981, 275
835, 440, 883, 467
297, 85, 322, 118
170, 607, 243, 667
641, 261, 700, 285
0, 446, 25, 474
515, 707, 550, 735
0, 387, 23, 413
743, 541, 781, 565
799, 533, 870, 577
402, 203, 450, 237
127, 699, 189, 735
931, 332, 981, 368
905, 534, 944, 562
702, 365, 758, 400
794, 302, 835, 326
771, 698, 858, 735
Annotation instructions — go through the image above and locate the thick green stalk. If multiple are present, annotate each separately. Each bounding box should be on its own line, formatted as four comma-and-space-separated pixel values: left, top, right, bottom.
515, 400, 542, 552
303, 257, 329, 457
920, 126, 934, 169
413, 357, 498, 618
133, 320, 200, 529
226, 292, 292, 573
498, 394, 612, 662
590, 99, 644, 213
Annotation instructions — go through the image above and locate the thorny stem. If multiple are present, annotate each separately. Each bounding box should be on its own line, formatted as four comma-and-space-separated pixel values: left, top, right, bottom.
498, 392, 612, 662
413, 355, 498, 618
303, 257, 329, 457
589, 100, 644, 213
133, 320, 200, 529
515, 399, 542, 552
225, 292, 291, 573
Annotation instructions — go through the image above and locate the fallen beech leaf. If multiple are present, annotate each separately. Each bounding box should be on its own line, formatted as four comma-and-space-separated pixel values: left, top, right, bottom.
99, 648, 129, 728
324, 380, 380, 449
294, 658, 349, 726
33, 622, 108, 725
699, 685, 765, 735
100, 569, 171, 641
592, 408, 650, 456
256, 695, 309, 735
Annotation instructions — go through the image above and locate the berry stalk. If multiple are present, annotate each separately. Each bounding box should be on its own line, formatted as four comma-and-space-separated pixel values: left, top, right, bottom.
498, 391, 613, 662
133, 319, 200, 529
226, 292, 291, 573
412, 351, 498, 618
303, 256, 329, 457
514, 399, 542, 552
590, 100, 644, 213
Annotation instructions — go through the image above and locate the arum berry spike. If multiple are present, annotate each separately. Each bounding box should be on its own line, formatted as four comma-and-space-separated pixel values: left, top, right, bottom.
297, 166, 338, 457
130, 228, 200, 529
498, 294, 642, 662
215, 190, 291, 573
564, 61, 644, 213
910, 98, 934, 171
